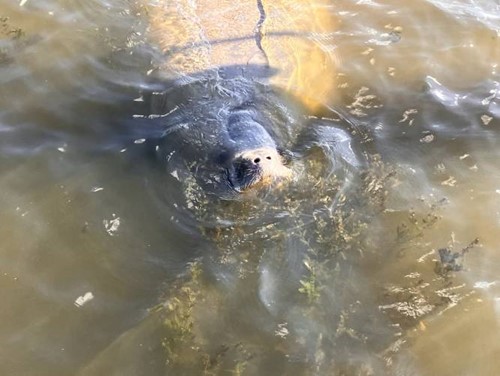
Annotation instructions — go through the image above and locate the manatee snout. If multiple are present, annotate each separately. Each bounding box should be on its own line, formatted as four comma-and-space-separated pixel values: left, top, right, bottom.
222, 111, 292, 193
227, 147, 292, 192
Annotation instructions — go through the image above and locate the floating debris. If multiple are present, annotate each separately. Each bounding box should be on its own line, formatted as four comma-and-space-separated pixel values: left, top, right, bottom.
399, 109, 418, 123
417, 249, 435, 263
441, 176, 457, 187
368, 31, 401, 45
90, 186, 104, 193
381, 338, 407, 367
379, 297, 434, 319
473, 281, 497, 290
361, 47, 373, 55
103, 215, 120, 236
419, 134, 434, 143
170, 170, 180, 181
347, 86, 383, 117
134, 138, 146, 144
435, 284, 467, 312
274, 323, 289, 338
481, 114, 493, 125
481, 90, 497, 105
404, 272, 421, 279
435, 163, 446, 173
74, 292, 94, 307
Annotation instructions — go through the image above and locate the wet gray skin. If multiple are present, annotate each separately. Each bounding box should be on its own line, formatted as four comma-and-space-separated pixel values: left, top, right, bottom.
145, 72, 358, 203
223, 110, 291, 192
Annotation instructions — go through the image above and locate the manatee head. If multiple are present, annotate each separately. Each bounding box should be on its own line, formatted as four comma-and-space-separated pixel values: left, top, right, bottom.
149, 77, 301, 201
222, 110, 292, 193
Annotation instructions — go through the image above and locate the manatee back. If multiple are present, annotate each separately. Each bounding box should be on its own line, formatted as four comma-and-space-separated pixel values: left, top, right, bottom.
147, 0, 338, 110
148, 76, 305, 196
226, 110, 277, 152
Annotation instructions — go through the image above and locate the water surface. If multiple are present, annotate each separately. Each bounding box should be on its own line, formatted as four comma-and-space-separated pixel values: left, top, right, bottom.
0, 0, 499, 375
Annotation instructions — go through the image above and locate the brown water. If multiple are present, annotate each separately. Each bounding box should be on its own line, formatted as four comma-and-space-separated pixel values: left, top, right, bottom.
1, 0, 499, 375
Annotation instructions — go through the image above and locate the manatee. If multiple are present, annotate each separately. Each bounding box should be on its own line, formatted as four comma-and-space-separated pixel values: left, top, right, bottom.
142, 0, 351, 199
78, 4, 369, 373
150, 76, 298, 198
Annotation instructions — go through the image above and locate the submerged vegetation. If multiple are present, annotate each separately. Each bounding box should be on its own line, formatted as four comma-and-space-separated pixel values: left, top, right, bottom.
298, 258, 321, 303
0, 17, 26, 64
154, 153, 410, 373
379, 205, 481, 337
161, 261, 202, 364
158, 261, 256, 374
153, 147, 482, 374
0, 15, 43, 66
435, 238, 480, 275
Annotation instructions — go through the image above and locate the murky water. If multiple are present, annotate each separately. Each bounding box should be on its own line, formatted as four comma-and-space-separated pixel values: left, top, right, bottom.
0, 0, 499, 375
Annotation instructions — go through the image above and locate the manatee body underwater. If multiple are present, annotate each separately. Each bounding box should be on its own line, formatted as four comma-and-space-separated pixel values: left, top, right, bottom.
77, 2, 389, 375
140, 0, 361, 202
149, 76, 297, 199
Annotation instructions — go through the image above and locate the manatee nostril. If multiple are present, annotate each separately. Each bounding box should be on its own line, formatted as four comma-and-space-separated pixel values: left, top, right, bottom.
231, 156, 263, 191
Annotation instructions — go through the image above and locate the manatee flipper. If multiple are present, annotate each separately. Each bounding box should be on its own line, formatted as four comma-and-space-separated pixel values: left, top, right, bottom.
296, 118, 363, 171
